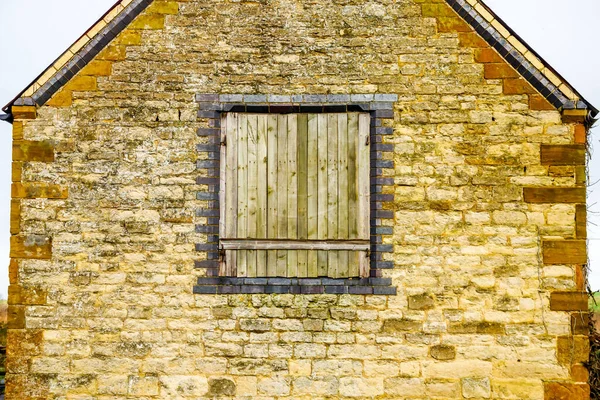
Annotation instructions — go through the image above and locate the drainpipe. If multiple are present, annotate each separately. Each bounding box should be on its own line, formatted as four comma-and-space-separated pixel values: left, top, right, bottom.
0, 113, 13, 124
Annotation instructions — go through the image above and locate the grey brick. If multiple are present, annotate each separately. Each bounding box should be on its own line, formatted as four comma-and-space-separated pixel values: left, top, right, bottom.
369, 278, 392, 286
372, 143, 394, 152
241, 286, 265, 294
304, 94, 326, 102
374, 160, 393, 169
374, 286, 397, 295
327, 94, 351, 103
372, 177, 394, 186
196, 209, 220, 217
208, 119, 221, 128
373, 244, 393, 253
198, 110, 220, 118
371, 227, 393, 235
322, 278, 346, 286
196, 94, 219, 102
196, 177, 219, 185
195, 260, 219, 269
219, 286, 242, 294
374, 109, 394, 119
196, 225, 218, 234
193, 285, 218, 294
199, 102, 222, 111
325, 286, 348, 294
301, 286, 324, 294
268, 94, 292, 103
350, 94, 374, 102
196, 243, 219, 252
221, 277, 244, 285
291, 94, 304, 103
265, 286, 290, 294
348, 286, 373, 295
373, 261, 394, 269
244, 94, 267, 103
197, 192, 219, 201
197, 160, 219, 169
370, 102, 394, 110
268, 278, 292, 285
373, 194, 394, 202
197, 277, 222, 285
197, 144, 219, 152
244, 278, 268, 285
197, 128, 219, 136
220, 94, 244, 102
374, 94, 398, 102
299, 279, 322, 286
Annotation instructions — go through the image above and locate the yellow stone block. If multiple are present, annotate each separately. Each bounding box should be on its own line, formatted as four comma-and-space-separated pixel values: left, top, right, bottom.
66, 76, 97, 91
47, 88, 73, 107
130, 14, 166, 30
115, 30, 142, 45
80, 60, 112, 76
148, 1, 179, 14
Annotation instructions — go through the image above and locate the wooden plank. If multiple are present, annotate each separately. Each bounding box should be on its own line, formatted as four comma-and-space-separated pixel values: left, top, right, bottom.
267, 114, 278, 276
256, 115, 268, 277
317, 114, 329, 277
327, 114, 339, 277
224, 113, 238, 276
219, 114, 228, 275
542, 240, 587, 265
523, 187, 586, 204
541, 144, 586, 166
576, 204, 587, 239
358, 113, 371, 278
277, 115, 288, 276
220, 239, 370, 251
237, 114, 249, 277
348, 113, 358, 239
287, 114, 298, 277
550, 291, 589, 311
307, 114, 319, 277
246, 115, 258, 277
348, 251, 359, 278
358, 250, 369, 279
297, 114, 309, 278
337, 113, 349, 278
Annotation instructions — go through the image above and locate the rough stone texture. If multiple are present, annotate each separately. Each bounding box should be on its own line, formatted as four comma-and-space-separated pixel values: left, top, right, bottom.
5, 0, 588, 398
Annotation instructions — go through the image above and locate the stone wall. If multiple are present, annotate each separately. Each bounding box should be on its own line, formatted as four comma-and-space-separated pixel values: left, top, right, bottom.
6, 0, 589, 398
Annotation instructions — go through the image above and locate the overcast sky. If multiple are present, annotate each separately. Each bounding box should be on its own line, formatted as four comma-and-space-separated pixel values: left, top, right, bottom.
0, 1, 599, 298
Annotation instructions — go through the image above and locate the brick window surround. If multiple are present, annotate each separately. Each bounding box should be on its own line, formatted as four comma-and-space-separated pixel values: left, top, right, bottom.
194, 94, 397, 295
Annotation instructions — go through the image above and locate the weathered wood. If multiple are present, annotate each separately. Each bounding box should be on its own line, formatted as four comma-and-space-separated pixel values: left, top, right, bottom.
287, 114, 298, 276
237, 114, 249, 276
338, 113, 349, 240
297, 114, 308, 240
523, 187, 586, 203
541, 145, 586, 166
348, 113, 358, 239
256, 115, 268, 276
307, 115, 319, 276
327, 114, 339, 277
358, 114, 371, 278
267, 115, 278, 276
246, 115, 258, 277
276, 115, 288, 276
220, 239, 369, 251
542, 240, 587, 265
219, 114, 229, 275
317, 114, 328, 241
576, 204, 587, 239
550, 291, 589, 311
348, 251, 359, 278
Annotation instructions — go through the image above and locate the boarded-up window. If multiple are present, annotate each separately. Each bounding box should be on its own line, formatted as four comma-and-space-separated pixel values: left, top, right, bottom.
219, 113, 370, 278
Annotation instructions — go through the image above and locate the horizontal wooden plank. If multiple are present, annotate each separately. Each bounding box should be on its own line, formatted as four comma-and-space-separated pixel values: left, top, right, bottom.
550, 291, 588, 311
523, 187, 585, 204
220, 239, 370, 251
542, 240, 587, 265
541, 145, 586, 166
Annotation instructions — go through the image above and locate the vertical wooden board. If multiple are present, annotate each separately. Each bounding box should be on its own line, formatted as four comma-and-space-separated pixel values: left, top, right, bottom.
237, 115, 249, 277
327, 114, 339, 276
307, 114, 319, 241
246, 115, 258, 277
225, 114, 238, 240
256, 115, 268, 276
338, 250, 349, 278
359, 250, 369, 278
277, 115, 288, 275
338, 113, 349, 240
347, 113, 358, 239
298, 250, 308, 277
308, 250, 318, 278
257, 250, 267, 277
318, 250, 328, 277
219, 115, 228, 275
327, 113, 339, 240
348, 251, 359, 277
317, 114, 328, 240
358, 113, 370, 241
225, 250, 237, 277
238, 114, 249, 239
267, 115, 278, 276
297, 114, 308, 240
287, 114, 298, 276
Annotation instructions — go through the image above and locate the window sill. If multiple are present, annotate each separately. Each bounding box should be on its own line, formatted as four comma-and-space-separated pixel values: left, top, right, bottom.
194, 277, 396, 295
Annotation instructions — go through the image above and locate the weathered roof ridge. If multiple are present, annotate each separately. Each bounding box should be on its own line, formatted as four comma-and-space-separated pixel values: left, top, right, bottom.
446, 0, 598, 117
2, 0, 154, 113
2, 0, 597, 118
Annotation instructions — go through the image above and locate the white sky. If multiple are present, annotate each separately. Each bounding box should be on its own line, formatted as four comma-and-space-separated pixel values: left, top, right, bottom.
0, 1, 599, 298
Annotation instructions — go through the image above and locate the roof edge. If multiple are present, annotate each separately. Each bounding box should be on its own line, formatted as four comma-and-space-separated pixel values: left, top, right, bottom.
2, 0, 154, 113
446, 0, 598, 117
